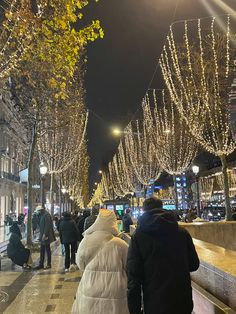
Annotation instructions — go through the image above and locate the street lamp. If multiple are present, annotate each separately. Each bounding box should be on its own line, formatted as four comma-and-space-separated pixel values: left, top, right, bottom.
192, 165, 201, 217
39, 162, 48, 209
112, 128, 122, 136
99, 170, 102, 174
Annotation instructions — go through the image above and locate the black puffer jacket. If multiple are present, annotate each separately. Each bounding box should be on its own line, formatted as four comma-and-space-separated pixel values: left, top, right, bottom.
59, 214, 80, 244
127, 208, 199, 314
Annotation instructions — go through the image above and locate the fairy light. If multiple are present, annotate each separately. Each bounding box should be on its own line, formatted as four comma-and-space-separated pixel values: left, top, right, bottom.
0, 0, 46, 78
159, 16, 235, 219
125, 114, 162, 186
159, 16, 236, 157
143, 90, 198, 175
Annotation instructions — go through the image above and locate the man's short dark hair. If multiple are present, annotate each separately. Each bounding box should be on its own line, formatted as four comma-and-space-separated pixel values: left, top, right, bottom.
143, 197, 163, 212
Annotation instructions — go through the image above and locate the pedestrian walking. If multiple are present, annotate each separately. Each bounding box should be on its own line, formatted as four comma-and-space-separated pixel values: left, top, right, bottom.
127, 197, 199, 314
59, 212, 79, 272
122, 208, 133, 233
34, 207, 56, 270
77, 209, 90, 241
83, 206, 99, 231
72, 209, 129, 314
32, 212, 39, 237
7, 222, 32, 270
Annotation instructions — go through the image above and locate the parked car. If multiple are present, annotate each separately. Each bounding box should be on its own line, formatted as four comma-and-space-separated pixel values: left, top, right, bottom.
202, 206, 225, 221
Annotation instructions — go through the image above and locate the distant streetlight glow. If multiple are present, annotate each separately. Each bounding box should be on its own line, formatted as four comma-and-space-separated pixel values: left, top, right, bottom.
61, 186, 67, 194
95, 182, 98, 186
39, 162, 48, 175
99, 170, 102, 174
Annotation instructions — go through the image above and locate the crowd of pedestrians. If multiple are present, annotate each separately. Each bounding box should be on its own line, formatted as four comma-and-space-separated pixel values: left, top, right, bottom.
5, 197, 199, 314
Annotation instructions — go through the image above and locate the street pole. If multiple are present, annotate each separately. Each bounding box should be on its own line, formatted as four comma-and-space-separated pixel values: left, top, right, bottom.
173, 175, 178, 211
196, 175, 201, 218
40, 176, 45, 209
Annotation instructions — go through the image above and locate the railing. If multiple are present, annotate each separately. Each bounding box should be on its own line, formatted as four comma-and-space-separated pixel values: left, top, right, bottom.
0, 171, 20, 182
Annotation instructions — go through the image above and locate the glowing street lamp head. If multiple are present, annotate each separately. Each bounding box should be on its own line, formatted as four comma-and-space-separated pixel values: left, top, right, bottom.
113, 128, 122, 136
99, 170, 102, 174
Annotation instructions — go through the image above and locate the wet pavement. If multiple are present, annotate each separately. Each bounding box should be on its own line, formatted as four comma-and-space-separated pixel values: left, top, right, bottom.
0, 243, 81, 314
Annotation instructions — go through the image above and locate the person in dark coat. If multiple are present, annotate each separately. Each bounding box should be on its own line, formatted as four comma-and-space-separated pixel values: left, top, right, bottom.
127, 197, 199, 314
32, 212, 39, 237
34, 208, 56, 270
59, 212, 80, 271
122, 208, 133, 233
84, 206, 99, 231
7, 222, 32, 270
77, 210, 90, 241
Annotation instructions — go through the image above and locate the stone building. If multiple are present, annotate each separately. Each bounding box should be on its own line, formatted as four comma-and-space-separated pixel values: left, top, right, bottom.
0, 87, 28, 225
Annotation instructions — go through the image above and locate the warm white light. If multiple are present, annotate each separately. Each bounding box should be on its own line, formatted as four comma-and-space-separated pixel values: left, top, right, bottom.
99, 170, 102, 174
61, 186, 67, 194
164, 129, 171, 134
95, 182, 98, 186
192, 165, 200, 175
113, 128, 122, 136
70, 196, 74, 200
39, 162, 48, 175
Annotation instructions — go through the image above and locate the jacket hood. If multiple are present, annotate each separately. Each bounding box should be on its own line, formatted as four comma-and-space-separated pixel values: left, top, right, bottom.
84, 209, 119, 236
138, 208, 178, 236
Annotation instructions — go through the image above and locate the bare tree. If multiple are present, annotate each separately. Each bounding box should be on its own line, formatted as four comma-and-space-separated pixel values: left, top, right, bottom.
143, 90, 198, 209
160, 16, 236, 220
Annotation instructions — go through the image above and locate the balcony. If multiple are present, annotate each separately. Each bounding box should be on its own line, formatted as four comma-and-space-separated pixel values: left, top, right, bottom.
0, 171, 20, 183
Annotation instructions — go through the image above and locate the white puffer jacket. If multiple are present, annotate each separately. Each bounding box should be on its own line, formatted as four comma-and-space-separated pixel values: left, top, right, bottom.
71, 209, 129, 314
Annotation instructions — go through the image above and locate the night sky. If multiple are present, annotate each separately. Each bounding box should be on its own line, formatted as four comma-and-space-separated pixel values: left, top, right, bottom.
82, 0, 236, 189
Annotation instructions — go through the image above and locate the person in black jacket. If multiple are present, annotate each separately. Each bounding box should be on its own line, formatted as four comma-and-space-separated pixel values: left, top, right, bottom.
126, 197, 199, 314
59, 212, 80, 272
84, 206, 99, 231
34, 208, 56, 270
122, 208, 133, 233
7, 222, 32, 270
77, 209, 90, 241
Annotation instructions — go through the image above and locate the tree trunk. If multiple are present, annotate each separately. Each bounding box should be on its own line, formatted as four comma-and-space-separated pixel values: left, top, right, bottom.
220, 155, 232, 221
173, 175, 179, 211
27, 123, 37, 246
59, 178, 62, 217
50, 172, 54, 216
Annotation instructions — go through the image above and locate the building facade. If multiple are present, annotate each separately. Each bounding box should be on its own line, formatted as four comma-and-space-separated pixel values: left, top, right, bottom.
0, 87, 28, 226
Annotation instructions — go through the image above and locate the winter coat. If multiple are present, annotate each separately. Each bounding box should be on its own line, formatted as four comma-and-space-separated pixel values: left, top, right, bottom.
7, 232, 30, 266
83, 214, 98, 231
127, 208, 199, 314
59, 215, 80, 244
71, 209, 129, 314
77, 211, 90, 241
32, 214, 39, 230
39, 210, 56, 244
122, 213, 133, 233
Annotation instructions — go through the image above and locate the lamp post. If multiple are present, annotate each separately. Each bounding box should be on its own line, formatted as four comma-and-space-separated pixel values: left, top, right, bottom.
130, 192, 135, 212
192, 165, 201, 217
39, 162, 48, 209
61, 187, 66, 212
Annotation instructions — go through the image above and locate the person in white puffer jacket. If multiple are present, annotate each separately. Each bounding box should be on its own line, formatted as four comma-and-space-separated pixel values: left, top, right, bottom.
71, 209, 129, 314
